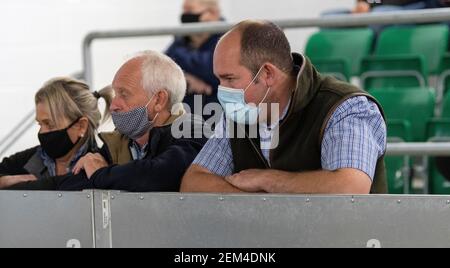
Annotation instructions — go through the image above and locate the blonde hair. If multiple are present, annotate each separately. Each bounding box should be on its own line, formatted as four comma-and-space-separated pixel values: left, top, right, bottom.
35, 77, 113, 144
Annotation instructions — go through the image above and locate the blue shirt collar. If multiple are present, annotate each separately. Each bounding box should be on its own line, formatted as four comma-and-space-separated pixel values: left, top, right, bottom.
38, 142, 89, 177
260, 98, 292, 131
130, 141, 149, 161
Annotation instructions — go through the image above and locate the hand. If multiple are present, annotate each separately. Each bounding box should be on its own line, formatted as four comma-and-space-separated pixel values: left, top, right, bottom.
352, 2, 371, 14
185, 73, 213, 96
225, 169, 277, 193
73, 153, 108, 179
0, 175, 37, 189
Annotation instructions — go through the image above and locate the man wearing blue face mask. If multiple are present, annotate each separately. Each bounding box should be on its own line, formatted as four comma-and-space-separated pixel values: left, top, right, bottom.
7, 51, 208, 192
181, 20, 388, 195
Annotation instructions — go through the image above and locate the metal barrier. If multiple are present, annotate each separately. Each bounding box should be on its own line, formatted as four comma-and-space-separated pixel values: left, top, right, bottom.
0, 191, 94, 248
98, 192, 450, 248
2, 191, 450, 248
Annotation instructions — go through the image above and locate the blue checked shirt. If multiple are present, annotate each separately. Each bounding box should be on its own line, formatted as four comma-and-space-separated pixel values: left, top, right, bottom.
130, 141, 149, 160
193, 96, 387, 181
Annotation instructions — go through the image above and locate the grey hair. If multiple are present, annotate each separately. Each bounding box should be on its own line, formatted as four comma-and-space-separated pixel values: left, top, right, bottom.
137, 50, 187, 114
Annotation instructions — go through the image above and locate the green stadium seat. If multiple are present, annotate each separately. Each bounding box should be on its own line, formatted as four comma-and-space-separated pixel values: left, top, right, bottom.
370, 88, 436, 142
375, 24, 448, 75
427, 118, 450, 138
386, 120, 412, 194
440, 90, 450, 117
426, 119, 450, 194
385, 154, 409, 194
361, 24, 449, 90
361, 55, 426, 90
387, 119, 413, 142
305, 28, 374, 81
438, 53, 450, 100
309, 58, 350, 82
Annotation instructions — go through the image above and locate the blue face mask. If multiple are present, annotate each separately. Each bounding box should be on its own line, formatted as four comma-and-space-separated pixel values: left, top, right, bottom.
217, 67, 271, 125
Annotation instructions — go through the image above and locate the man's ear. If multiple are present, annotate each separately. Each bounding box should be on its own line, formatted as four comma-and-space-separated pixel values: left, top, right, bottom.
154, 90, 170, 112
262, 63, 277, 87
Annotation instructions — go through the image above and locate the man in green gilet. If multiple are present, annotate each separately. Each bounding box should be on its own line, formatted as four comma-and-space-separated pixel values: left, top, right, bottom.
181, 20, 387, 194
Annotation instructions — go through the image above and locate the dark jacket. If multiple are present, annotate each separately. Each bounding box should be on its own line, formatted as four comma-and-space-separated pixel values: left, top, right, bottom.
0, 147, 45, 178
88, 113, 208, 192
166, 34, 221, 110
7, 114, 208, 192
0, 142, 97, 180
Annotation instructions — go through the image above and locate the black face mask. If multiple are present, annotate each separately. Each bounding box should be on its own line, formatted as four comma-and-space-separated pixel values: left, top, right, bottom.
38, 118, 82, 160
181, 13, 202, 24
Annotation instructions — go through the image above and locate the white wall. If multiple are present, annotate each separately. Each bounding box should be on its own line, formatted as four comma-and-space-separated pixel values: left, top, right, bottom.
226, 0, 356, 54
0, 0, 354, 157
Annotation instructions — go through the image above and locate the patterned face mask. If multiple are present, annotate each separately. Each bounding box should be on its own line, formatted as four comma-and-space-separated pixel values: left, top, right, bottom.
111, 96, 159, 140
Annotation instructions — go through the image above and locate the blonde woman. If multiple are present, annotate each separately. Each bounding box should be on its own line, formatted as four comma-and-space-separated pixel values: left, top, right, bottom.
0, 78, 112, 189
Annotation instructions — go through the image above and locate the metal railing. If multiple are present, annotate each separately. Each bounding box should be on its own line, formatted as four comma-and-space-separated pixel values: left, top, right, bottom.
82, 8, 450, 86
386, 142, 450, 194
0, 110, 35, 158
387, 142, 450, 156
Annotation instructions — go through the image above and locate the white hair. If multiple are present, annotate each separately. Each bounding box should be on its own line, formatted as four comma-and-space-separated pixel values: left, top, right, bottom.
137, 50, 187, 114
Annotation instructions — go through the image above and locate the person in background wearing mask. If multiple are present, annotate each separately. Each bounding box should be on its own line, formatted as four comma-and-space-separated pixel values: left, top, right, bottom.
166, 0, 223, 120
6, 51, 208, 192
181, 20, 388, 195
0, 78, 112, 189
